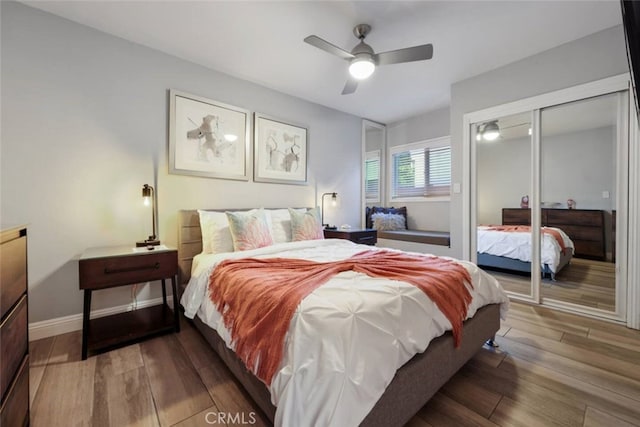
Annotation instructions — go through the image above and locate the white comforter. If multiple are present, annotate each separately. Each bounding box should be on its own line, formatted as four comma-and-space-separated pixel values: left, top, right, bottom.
181, 239, 509, 427
477, 226, 574, 273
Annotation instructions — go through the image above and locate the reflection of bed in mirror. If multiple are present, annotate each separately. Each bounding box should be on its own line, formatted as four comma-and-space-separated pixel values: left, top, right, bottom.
477, 225, 574, 280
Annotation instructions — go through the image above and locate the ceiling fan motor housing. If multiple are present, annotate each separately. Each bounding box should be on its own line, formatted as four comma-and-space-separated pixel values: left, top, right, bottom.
353, 24, 372, 39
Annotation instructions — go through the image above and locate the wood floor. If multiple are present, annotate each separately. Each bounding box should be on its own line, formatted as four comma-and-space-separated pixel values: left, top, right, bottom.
487, 258, 616, 310
29, 302, 640, 427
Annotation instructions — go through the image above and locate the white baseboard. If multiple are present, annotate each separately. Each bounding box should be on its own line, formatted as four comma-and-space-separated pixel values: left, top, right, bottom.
28, 297, 174, 341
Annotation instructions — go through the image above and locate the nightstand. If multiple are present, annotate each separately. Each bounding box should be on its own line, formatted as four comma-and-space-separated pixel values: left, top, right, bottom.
78, 245, 180, 360
324, 228, 377, 246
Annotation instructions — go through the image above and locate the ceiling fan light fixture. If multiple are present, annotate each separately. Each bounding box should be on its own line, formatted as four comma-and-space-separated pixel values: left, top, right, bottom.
349, 56, 375, 80
482, 121, 500, 141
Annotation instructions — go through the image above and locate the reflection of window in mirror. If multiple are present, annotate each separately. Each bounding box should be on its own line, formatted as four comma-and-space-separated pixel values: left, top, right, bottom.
365, 150, 381, 203
362, 120, 386, 228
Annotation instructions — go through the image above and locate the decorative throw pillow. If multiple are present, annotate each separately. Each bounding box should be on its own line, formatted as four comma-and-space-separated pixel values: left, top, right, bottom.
289, 207, 324, 241
226, 208, 274, 251
371, 212, 406, 231
268, 208, 305, 244
198, 210, 234, 254
367, 206, 408, 229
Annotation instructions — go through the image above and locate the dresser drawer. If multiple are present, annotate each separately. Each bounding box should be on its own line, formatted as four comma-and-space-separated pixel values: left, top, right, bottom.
79, 250, 178, 290
546, 209, 603, 227
0, 296, 28, 402
502, 208, 531, 225
0, 234, 27, 319
555, 225, 603, 241
573, 240, 605, 259
0, 356, 29, 427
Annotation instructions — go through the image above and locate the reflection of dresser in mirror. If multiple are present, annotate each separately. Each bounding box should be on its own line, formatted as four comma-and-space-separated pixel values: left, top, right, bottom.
502, 208, 606, 260
612, 210, 616, 263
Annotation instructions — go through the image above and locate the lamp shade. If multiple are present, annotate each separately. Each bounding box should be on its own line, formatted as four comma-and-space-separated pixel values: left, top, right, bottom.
137, 184, 160, 247
321, 192, 338, 229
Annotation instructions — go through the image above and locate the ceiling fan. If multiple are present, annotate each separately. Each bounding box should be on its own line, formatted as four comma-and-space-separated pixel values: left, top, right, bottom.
304, 24, 433, 95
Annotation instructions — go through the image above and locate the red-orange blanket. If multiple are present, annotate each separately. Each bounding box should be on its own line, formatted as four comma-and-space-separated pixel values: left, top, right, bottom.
208, 250, 473, 385
485, 225, 567, 254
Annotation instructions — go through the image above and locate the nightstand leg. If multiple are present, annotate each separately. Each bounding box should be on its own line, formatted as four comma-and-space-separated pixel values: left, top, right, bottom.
161, 278, 167, 306
171, 275, 180, 332
81, 289, 92, 360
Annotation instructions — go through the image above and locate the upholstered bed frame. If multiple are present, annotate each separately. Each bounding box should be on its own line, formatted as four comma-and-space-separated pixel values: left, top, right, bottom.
177, 209, 501, 427
477, 250, 573, 281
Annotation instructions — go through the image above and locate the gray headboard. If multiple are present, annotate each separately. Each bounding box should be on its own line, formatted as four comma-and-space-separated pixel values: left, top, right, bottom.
177, 209, 204, 287
177, 208, 310, 287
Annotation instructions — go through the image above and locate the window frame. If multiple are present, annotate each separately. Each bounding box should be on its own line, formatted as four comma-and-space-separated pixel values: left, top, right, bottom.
388, 136, 451, 202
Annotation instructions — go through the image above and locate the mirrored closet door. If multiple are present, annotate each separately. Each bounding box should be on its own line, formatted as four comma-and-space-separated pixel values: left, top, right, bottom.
476, 112, 533, 299
362, 120, 386, 227
539, 92, 626, 312
468, 75, 630, 321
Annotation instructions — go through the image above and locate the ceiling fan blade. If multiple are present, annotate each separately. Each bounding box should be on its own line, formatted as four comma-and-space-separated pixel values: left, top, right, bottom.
341, 77, 358, 95
375, 44, 433, 66
304, 35, 355, 60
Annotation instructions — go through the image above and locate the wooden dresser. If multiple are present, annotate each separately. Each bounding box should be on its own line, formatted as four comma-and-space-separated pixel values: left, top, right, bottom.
0, 226, 29, 427
502, 208, 606, 260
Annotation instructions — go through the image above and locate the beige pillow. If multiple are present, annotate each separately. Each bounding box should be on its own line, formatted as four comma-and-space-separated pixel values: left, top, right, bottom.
289, 207, 324, 241
198, 210, 234, 254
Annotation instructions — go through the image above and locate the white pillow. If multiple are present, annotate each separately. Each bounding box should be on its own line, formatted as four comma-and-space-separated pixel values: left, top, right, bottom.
226, 208, 274, 251
267, 208, 306, 244
198, 210, 234, 254
289, 207, 324, 241
371, 212, 406, 231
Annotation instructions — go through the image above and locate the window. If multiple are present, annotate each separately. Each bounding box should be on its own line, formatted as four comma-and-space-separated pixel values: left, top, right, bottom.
365, 150, 381, 202
389, 136, 451, 200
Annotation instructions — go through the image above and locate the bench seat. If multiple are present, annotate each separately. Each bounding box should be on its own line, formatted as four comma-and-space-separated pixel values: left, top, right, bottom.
377, 230, 450, 247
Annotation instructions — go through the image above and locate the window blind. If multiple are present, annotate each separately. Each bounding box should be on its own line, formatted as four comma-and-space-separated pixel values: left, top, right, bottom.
390, 139, 451, 199
365, 151, 380, 201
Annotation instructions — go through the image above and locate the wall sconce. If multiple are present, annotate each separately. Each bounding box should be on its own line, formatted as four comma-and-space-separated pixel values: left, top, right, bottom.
321, 192, 338, 230
136, 184, 160, 247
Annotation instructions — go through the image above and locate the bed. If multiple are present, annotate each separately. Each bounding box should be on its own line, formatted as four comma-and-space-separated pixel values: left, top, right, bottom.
178, 208, 509, 427
477, 225, 574, 280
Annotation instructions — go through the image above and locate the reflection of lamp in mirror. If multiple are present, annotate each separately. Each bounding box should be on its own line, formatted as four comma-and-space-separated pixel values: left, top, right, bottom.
321, 192, 338, 229
137, 184, 160, 247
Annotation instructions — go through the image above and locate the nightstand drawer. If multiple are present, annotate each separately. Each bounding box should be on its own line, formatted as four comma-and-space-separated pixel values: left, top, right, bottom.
0, 296, 28, 403
349, 231, 377, 245
79, 250, 177, 289
324, 229, 377, 246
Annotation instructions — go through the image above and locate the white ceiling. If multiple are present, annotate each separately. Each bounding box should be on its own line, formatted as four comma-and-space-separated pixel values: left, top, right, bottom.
23, 0, 623, 124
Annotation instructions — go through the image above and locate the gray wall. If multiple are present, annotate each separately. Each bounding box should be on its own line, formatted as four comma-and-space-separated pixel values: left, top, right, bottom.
386, 107, 451, 233
450, 25, 629, 258
1, 2, 362, 323
478, 126, 616, 225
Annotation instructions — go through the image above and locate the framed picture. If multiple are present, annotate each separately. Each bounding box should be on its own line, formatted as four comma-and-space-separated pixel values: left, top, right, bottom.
254, 113, 308, 185
169, 90, 250, 180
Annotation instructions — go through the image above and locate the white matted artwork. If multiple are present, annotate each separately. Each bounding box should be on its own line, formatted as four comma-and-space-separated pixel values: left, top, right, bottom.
169, 90, 250, 180
254, 113, 308, 185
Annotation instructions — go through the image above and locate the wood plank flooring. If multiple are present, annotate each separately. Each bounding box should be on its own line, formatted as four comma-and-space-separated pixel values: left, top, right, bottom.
487, 258, 616, 310
30, 302, 640, 426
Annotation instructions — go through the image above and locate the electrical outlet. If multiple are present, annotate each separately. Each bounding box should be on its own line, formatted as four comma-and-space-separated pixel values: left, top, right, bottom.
602, 191, 610, 199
